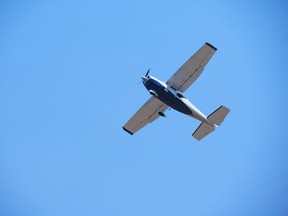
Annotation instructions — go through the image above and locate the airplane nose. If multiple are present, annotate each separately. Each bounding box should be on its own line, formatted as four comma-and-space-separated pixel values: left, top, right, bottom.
141, 76, 148, 83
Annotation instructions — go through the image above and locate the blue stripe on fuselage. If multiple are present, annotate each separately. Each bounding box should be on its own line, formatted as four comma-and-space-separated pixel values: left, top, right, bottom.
144, 79, 192, 115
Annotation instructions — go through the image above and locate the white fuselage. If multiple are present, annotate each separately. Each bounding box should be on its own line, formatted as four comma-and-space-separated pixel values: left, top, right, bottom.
142, 76, 215, 127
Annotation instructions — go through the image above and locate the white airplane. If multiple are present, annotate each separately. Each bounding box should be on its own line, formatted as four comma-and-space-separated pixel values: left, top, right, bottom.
123, 43, 230, 140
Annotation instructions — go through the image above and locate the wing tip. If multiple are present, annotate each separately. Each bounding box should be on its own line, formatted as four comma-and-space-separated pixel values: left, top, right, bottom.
122, 127, 134, 135
205, 42, 217, 51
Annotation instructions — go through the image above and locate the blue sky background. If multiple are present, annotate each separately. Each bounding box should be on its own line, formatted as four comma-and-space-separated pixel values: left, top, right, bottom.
1, 1, 288, 215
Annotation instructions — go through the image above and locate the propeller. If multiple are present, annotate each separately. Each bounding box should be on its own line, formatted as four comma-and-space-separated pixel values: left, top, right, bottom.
140, 68, 150, 84
145, 68, 150, 77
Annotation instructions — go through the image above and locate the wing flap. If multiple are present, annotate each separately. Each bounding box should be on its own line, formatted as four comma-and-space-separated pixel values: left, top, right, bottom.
123, 97, 168, 135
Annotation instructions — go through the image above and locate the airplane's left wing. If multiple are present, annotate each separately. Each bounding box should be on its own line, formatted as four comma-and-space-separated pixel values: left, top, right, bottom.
122, 97, 168, 135
166, 42, 217, 92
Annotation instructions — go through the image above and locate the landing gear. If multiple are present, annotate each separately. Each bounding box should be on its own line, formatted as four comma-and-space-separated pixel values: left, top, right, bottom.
158, 111, 166, 117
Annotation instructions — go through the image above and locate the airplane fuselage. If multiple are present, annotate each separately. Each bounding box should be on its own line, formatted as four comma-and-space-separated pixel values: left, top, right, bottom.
142, 76, 214, 126
144, 77, 192, 115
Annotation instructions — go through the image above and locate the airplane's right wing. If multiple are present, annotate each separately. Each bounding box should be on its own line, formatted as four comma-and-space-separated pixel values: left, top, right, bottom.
122, 97, 168, 135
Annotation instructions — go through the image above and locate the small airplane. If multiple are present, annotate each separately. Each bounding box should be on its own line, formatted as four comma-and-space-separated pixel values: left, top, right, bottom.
122, 42, 230, 140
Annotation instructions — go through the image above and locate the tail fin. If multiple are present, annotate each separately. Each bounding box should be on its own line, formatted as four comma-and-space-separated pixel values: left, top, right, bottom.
192, 105, 230, 140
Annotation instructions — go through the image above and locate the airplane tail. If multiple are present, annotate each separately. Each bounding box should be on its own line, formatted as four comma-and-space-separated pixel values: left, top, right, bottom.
192, 105, 230, 140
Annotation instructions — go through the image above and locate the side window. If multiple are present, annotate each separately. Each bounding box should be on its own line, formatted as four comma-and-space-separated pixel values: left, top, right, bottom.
177, 92, 186, 99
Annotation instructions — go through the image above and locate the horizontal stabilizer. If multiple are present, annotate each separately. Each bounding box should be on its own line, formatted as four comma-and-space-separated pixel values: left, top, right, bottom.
208, 105, 230, 126
192, 105, 230, 140
192, 123, 215, 141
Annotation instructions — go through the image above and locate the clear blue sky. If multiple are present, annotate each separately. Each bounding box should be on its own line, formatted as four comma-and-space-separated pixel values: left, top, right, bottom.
1, 1, 288, 215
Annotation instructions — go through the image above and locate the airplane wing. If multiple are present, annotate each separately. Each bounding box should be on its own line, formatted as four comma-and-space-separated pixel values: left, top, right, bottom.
122, 97, 169, 135
166, 42, 217, 92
